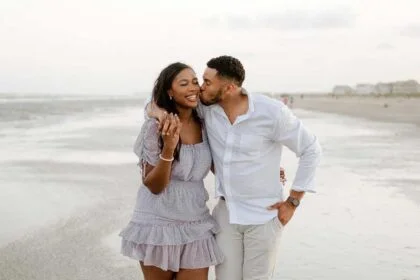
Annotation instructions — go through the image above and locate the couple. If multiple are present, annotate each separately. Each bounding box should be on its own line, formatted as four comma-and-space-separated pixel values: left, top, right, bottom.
119, 56, 322, 280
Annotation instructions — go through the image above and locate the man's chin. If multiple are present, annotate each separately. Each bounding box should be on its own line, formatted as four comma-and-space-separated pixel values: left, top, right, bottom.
200, 98, 215, 106
200, 101, 210, 106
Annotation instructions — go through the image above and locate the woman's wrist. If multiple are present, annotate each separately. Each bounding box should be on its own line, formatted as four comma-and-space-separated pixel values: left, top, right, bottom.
161, 146, 175, 159
159, 154, 174, 162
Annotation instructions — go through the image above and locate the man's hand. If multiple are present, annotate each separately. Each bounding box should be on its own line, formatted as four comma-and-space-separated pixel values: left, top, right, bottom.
146, 101, 167, 130
267, 190, 304, 226
267, 201, 296, 226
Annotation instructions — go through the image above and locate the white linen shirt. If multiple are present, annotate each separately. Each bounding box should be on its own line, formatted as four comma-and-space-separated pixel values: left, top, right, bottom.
197, 92, 322, 225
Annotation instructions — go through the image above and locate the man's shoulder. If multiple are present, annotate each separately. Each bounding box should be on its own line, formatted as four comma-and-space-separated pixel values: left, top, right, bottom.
252, 94, 287, 113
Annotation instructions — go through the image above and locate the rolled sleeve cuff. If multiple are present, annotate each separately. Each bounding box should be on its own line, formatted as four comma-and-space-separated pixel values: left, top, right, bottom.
291, 185, 316, 194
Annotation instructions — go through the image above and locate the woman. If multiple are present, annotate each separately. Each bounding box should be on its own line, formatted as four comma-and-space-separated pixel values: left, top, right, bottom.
119, 62, 223, 280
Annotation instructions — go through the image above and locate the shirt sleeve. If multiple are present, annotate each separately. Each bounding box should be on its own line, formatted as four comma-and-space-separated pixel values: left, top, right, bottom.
142, 95, 153, 121
133, 119, 160, 167
271, 104, 322, 193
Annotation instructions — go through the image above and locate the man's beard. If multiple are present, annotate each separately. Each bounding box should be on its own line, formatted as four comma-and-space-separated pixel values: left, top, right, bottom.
200, 89, 222, 106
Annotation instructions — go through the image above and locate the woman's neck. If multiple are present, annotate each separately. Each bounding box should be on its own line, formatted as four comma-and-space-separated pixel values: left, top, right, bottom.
176, 106, 193, 123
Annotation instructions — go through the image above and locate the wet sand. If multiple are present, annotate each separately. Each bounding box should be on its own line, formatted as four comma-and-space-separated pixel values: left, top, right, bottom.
1, 99, 419, 280
289, 95, 420, 126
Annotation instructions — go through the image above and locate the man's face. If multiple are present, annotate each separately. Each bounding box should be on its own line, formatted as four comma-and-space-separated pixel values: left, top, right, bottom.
200, 67, 224, 106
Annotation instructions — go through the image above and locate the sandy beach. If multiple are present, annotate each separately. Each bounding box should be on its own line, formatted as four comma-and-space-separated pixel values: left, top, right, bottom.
3, 0, 420, 279
289, 95, 420, 126
1, 95, 419, 280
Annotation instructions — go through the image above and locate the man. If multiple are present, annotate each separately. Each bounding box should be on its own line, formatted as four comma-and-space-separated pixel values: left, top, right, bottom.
149, 56, 321, 280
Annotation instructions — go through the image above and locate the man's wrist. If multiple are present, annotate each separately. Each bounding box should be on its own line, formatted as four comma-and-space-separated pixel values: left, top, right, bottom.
286, 196, 300, 208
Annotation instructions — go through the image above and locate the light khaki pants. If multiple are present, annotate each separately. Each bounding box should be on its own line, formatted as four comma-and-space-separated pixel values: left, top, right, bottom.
212, 199, 283, 280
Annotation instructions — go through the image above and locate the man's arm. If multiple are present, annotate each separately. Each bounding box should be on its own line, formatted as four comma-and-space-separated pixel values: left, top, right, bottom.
143, 97, 167, 130
273, 104, 322, 193
144, 97, 205, 125
268, 103, 322, 225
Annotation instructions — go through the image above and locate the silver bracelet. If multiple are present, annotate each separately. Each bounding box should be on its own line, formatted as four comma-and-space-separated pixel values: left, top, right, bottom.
159, 154, 174, 162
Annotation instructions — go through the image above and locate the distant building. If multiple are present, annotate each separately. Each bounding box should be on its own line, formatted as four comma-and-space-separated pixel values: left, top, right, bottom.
375, 83, 393, 95
355, 84, 375, 95
391, 80, 420, 94
329, 80, 420, 96
332, 85, 354, 95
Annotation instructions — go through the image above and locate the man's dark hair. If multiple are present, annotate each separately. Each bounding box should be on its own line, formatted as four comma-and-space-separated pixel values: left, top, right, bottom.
207, 55, 245, 86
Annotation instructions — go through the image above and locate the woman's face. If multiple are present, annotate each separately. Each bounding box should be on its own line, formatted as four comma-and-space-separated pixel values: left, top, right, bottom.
169, 68, 200, 109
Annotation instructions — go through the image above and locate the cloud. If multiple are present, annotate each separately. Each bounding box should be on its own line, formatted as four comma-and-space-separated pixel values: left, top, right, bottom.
202, 8, 356, 31
376, 43, 395, 51
400, 24, 420, 38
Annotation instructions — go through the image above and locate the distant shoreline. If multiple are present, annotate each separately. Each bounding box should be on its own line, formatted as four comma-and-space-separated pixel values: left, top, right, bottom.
286, 95, 420, 126
2, 91, 419, 126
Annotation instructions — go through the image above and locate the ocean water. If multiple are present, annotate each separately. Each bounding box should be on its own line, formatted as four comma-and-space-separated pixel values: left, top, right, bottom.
0, 94, 419, 280
0, 95, 143, 247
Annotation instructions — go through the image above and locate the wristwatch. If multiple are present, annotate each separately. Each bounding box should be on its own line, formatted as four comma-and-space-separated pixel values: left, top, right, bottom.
286, 196, 300, 208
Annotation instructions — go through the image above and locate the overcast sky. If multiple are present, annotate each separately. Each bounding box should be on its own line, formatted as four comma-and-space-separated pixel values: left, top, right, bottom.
1, 0, 420, 95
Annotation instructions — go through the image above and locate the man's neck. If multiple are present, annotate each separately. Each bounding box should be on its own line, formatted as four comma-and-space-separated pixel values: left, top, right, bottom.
219, 89, 249, 124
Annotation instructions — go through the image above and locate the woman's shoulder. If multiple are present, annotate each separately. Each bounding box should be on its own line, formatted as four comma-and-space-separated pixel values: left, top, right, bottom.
142, 118, 159, 134
133, 118, 160, 159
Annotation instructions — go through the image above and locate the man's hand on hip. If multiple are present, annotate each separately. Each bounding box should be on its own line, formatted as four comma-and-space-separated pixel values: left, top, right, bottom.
267, 190, 305, 226
267, 201, 296, 226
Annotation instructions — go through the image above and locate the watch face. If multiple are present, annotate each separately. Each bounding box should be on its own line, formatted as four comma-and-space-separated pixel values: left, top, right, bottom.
288, 197, 299, 207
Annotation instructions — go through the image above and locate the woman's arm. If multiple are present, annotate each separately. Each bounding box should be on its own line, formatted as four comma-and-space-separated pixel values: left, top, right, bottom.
143, 114, 182, 194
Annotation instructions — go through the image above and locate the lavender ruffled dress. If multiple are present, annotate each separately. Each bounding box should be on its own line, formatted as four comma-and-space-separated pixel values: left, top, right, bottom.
119, 119, 223, 271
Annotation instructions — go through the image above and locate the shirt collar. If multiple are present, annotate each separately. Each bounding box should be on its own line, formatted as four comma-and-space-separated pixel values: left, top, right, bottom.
214, 88, 254, 113
213, 88, 254, 124
241, 88, 255, 115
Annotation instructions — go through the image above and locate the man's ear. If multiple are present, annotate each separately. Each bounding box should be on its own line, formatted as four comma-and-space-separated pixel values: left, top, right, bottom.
227, 83, 237, 93
225, 84, 233, 95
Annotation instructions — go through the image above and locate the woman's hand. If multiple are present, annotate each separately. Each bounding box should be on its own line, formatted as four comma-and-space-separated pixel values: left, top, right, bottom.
161, 113, 182, 152
280, 167, 287, 184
